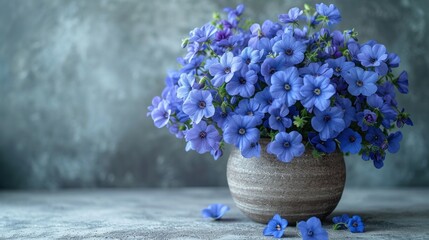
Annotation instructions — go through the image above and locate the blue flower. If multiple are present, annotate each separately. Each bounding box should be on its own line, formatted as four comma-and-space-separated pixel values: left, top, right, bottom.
234, 99, 264, 124
332, 214, 350, 224
357, 44, 388, 67
365, 127, 386, 147
209, 52, 243, 87
241, 141, 261, 158
311, 107, 345, 140
150, 99, 171, 128
316, 3, 341, 26
335, 97, 356, 128
224, 115, 260, 150
212, 106, 232, 129
343, 67, 378, 96
337, 128, 362, 154
300, 75, 336, 111
254, 88, 274, 113
279, 7, 303, 24
267, 131, 305, 162
177, 73, 195, 100
356, 109, 377, 131
396, 108, 413, 128
270, 67, 303, 106
297, 216, 329, 240
226, 70, 258, 97
261, 56, 286, 84
272, 34, 307, 65
248, 20, 281, 48
386, 52, 400, 68
201, 204, 230, 220
325, 56, 355, 77
185, 121, 221, 154
299, 63, 333, 79
366, 94, 397, 128
387, 131, 402, 153
263, 214, 288, 238
308, 132, 336, 154
147, 96, 162, 117
240, 47, 262, 73
189, 23, 217, 43
210, 148, 223, 160
182, 90, 215, 124
268, 102, 292, 131
347, 215, 365, 233
396, 71, 409, 94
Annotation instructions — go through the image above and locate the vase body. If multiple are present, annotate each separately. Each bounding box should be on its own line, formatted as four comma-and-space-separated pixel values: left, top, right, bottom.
227, 138, 346, 224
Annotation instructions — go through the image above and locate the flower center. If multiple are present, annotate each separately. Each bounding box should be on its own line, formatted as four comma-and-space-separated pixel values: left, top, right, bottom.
335, 66, 341, 73
199, 131, 207, 139
283, 141, 290, 148
349, 136, 356, 142
353, 222, 358, 227
250, 142, 256, 148
246, 58, 251, 64
307, 230, 314, 236
224, 67, 231, 74
198, 101, 206, 109
239, 77, 246, 84
323, 115, 331, 122
356, 80, 364, 87
284, 83, 291, 91
238, 128, 246, 135
276, 116, 281, 121
269, 68, 276, 75
163, 112, 169, 119
246, 111, 254, 116
276, 224, 281, 231
285, 48, 293, 56
370, 58, 376, 64
313, 88, 321, 95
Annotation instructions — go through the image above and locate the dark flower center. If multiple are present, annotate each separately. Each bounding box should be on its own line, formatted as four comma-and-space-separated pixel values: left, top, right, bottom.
285, 48, 294, 56
283, 141, 290, 148
267, 99, 273, 104
307, 230, 314, 236
250, 142, 257, 148
246, 58, 251, 64
323, 115, 331, 122
199, 131, 207, 139
246, 111, 254, 116
353, 222, 358, 227
198, 101, 206, 109
313, 88, 321, 95
239, 77, 246, 84
349, 136, 356, 142
365, 114, 375, 123
238, 128, 246, 135
370, 58, 376, 64
356, 80, 364, 87
163, 112, 169, 119
269, 68, 276, 75
335, 66, 341, 73
276, 116, 281, 121
224, 67, 231, 74
284, 83, 291, 91
221, 112, 228, 118
276, 224, 281, 231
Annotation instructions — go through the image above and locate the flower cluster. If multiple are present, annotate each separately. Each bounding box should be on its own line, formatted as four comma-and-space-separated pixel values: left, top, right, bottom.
332, 214, 365, 233
264, 214, 328, 239
148, 3, 413, 168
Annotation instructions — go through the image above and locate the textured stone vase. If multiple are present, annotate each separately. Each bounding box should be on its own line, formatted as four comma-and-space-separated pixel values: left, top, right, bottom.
227, 138, 346, 224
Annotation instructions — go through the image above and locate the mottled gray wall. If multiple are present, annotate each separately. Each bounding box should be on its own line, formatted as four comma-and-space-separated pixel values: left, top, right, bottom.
0, 0, 427, 189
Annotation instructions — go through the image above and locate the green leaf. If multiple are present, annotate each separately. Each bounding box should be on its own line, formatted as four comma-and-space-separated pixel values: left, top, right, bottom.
312, 149, 324, 158
293, 116, 307, 128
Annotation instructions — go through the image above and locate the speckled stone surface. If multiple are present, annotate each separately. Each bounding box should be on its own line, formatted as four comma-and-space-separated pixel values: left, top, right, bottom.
227, 139, 346, 223
1, 188, 428, 239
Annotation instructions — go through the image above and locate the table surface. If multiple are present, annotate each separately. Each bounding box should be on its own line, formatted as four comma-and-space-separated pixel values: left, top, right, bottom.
1, 188, 428, 240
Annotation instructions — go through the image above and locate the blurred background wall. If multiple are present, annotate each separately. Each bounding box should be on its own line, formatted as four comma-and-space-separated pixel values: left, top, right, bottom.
0, 0, 427, 189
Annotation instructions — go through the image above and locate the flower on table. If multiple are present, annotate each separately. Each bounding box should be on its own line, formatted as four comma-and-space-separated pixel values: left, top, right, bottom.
297, 216, 329, 240
332, 214, 350, 230
182, 90, 215, 124
267, 131, 305, 162
347, 215, 365, 233
263, 214, 288, 238
343, 67, 378, 97
201, 204, 230, 220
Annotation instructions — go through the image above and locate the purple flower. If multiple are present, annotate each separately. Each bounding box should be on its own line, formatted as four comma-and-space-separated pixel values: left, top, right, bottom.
279, 7, 303, 24
254, 88, 274, 113
297, 216, 329, 240
150, 99, 171, 128
272, 34, 307, 65
365, 127, 386, 147
263, 214, 288, 238
209, 52, 243, 87
311, 107, 345, 140
185, 121, 221, 154
299, 63, 334, 79
337, 128, 362, 154
270, 67, 303, 106
316, 3, 341, 26
267, 131, 305, 162
201, 204, 230, 220
343, 67, 378, 96
308, 132, 336, 154
387, 131, 402, 153
189, 23, 217, 43
386, 52, 400, 68
396, 71, 409, 94
325, 56, 355, 77
366, 94, 397, 128
261, 56, 286, 85
224, 115, 260, 151
182, 90, 215, 124
226, 70, 257, 97
177, 73, 195, 100
347, 215, 365, 233
396, 108, 413, 128
147, 96, 162, 117
356, 109, 377, 131
268, 102, 292, 131
300, 75, 336, 111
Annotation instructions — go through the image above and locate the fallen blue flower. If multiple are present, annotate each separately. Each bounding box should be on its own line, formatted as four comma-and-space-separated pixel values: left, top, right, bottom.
332, 214, 350, 230
347, 215, 365, 233
201, 204, 230, 220
263, 214, 288, 238
297, 216, 328, 240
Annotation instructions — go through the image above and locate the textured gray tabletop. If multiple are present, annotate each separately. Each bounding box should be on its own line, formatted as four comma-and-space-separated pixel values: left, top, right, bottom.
1, 188, 428, 240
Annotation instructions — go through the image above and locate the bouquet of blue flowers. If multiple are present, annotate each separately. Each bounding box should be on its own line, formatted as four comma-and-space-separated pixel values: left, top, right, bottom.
148, 3, 413, 168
